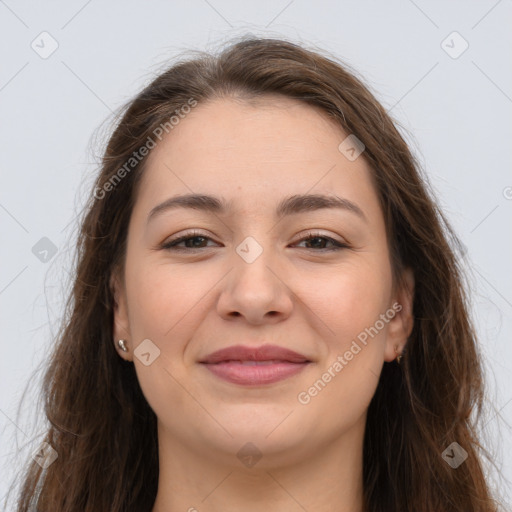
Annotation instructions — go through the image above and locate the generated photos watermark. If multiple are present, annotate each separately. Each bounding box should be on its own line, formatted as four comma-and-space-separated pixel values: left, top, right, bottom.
297, 302, 402, 405
94, 98, 198, 200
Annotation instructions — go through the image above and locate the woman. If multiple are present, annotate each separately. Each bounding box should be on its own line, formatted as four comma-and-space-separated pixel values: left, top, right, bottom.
12, 36, 499, 511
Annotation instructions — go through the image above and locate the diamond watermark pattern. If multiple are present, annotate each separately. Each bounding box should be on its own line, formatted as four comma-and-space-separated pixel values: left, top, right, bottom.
30, 31, 59, 59
338, 134, 365, 161
441, 31, 469, 59
442, 441, 468, 468
32, 442, 58, 469
237, 442, 262, 468
32, 237, 58, 263
134, 338, 161, 366
236, 236, 263, 264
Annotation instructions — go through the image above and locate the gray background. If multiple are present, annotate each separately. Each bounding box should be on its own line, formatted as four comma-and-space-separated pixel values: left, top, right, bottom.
1, 0, 511, 508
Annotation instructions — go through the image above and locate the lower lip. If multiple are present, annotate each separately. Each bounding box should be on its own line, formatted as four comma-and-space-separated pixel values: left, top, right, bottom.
200, 361, 310, 385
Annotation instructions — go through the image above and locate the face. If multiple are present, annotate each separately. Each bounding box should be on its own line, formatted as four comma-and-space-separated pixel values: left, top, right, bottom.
112, 96, 414, 468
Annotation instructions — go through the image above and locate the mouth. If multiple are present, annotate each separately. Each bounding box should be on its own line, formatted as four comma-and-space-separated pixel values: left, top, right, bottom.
198, 344, 312, 386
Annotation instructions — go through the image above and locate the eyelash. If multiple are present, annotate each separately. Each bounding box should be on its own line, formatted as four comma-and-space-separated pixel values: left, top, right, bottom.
161, 230, 349, 252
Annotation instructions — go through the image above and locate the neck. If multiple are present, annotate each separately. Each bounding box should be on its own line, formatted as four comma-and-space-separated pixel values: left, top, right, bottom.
151, 418, 366, 512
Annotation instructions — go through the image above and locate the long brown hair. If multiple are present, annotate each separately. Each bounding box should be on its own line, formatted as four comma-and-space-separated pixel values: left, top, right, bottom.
8, 36, 500, 511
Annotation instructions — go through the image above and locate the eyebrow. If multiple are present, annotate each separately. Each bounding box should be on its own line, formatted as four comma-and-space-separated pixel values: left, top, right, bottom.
147, 193, 367, 224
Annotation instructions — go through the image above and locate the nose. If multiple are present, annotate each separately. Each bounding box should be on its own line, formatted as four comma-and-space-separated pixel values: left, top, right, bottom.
216, 243, 294, 325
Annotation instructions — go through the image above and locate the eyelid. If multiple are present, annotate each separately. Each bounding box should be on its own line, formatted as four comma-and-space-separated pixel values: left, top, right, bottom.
293, 230, 349, 251
293, 229, 346, 244
160, 229, 216, 248
160, 229, 349, 252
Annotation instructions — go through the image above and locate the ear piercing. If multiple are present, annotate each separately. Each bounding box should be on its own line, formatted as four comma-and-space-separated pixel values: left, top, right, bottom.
118, 339, 128, 352
394, 345, 403, 364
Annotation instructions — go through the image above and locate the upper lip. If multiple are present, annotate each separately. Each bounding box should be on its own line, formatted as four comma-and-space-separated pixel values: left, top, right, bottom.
199, 344, 311, 364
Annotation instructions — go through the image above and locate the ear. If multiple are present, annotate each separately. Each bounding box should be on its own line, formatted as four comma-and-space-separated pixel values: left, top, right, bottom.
110, 270, 132, 361
383, 267, 415, 363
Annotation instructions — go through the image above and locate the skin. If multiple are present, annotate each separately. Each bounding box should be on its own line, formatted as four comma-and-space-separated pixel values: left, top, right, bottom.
111, 96, 414, 512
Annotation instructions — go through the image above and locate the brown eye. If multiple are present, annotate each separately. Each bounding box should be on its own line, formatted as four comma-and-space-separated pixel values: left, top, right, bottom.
161, 231, 218, 251
294, 232, 348, 251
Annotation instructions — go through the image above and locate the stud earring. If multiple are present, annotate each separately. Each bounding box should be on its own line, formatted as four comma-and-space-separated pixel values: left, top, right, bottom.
118, 339, 128, 352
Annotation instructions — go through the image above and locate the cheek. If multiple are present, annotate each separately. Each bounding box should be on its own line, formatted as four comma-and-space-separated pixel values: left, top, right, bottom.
126, 260, 209, 341
306, 259, 392, 344
125, 262, 208, 423
294, 261, 392, 425
126, 249, 392, 350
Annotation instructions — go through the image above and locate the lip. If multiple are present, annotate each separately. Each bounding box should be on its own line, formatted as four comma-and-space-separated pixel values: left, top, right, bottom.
199, 344, 312, 386
199, 344, 310, 364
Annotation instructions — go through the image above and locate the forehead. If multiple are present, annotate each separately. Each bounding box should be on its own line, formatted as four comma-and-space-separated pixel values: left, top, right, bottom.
147, 95, 345, 167
136, 96, 380, 220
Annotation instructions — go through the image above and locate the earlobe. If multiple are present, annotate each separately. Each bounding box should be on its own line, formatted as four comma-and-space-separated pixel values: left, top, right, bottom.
384, 267, 415, 363
110, 272, 132, 359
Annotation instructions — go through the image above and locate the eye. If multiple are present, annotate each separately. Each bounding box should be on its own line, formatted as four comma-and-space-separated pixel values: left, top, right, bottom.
161, 231, 218, 251
293, 231, 349, 252
160, 230, 349, 252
